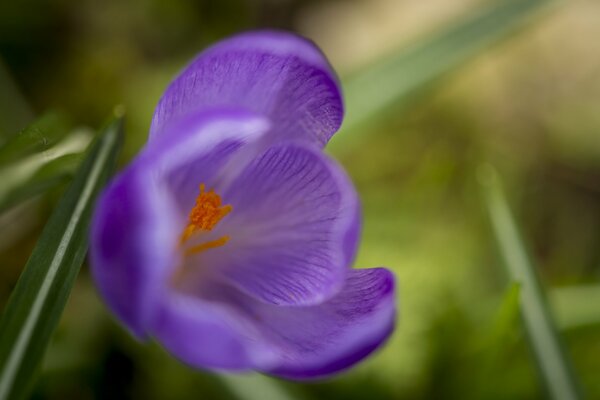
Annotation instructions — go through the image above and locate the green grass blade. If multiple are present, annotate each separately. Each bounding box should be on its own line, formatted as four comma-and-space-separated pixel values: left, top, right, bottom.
0, 112, 71, 167
331, 0, 555, 151
473, 283, 522, 398
479, 165, 583, 400
482, 283, 522, 347
0, 128, 92, 213
0, 116, 123, 400
0, 153, 83, 213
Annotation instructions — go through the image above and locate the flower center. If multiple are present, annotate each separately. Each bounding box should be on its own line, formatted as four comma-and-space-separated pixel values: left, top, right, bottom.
180, 184, 231, 257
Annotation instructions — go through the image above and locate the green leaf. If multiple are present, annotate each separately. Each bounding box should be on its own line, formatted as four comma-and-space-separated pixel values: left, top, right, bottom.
466, 284, 522, 398
483, 283, 522, 346
0, 112, 71, 167
0, 153, 83, 213
0, 115, 123, 400
0, 128, 92, 213
478, 164, 583, 400
331, 0, 555, 151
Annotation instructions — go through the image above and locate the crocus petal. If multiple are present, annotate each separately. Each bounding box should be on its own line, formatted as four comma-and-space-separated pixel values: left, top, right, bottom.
91, 165, 180, 338
152, 268, 395, 378
152, 292, 259, 371
149, 30, 343, 147
255, 268, 396, 379
198, 141, 360, 306
145, 109, 269, 212
90, 109, 268, 337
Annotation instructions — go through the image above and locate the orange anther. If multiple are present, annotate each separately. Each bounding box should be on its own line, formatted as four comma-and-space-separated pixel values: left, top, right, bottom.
180, 184, 232, 244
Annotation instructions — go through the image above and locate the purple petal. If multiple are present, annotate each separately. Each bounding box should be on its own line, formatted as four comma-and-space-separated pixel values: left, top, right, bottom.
145, 109, 269, 212
90, 167, 180, 338
151, 292, 260, 371
199, 142, 360, 306
252, 268, 396, 379
149, 30, 343, 147
90, 109, 268, 337
151, 268, 395, 378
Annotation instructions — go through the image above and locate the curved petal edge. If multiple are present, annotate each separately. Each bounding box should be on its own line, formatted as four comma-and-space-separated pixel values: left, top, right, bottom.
149, 30, 344, 147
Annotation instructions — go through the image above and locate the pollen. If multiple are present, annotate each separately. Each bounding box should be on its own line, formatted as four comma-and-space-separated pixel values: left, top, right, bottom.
180, 184, 231, 254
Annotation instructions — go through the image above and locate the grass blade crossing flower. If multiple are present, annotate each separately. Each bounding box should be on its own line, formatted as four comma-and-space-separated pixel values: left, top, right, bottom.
0, 116, 123, 400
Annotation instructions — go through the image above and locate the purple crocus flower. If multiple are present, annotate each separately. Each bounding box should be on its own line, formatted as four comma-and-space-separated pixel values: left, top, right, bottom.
90, 31, 396, 379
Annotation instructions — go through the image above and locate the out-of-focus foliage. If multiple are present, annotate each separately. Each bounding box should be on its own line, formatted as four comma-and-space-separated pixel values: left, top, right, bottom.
481, 166, 581, 400
1, 0, 599, 399
0, 117, 122, 400
0, 113, 91, 212
333, 0, 554, 150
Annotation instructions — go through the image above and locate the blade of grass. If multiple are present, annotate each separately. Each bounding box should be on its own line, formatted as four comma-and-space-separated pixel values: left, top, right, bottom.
0, 153, 83, 213
0, 115, 123, 400
0, 112, 71, 167
478, 164, 583, 400
331, 0, 556, 152
473, 283, 521, 398
0, 128, 92, 213
481, 283, 522, 350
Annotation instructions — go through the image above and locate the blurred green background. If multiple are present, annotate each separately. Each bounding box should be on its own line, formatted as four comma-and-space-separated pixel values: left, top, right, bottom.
1, 0, 599, 399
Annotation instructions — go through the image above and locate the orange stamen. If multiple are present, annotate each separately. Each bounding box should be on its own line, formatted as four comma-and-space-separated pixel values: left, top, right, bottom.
184, 235, 230, 257
179, 184, 231, 255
